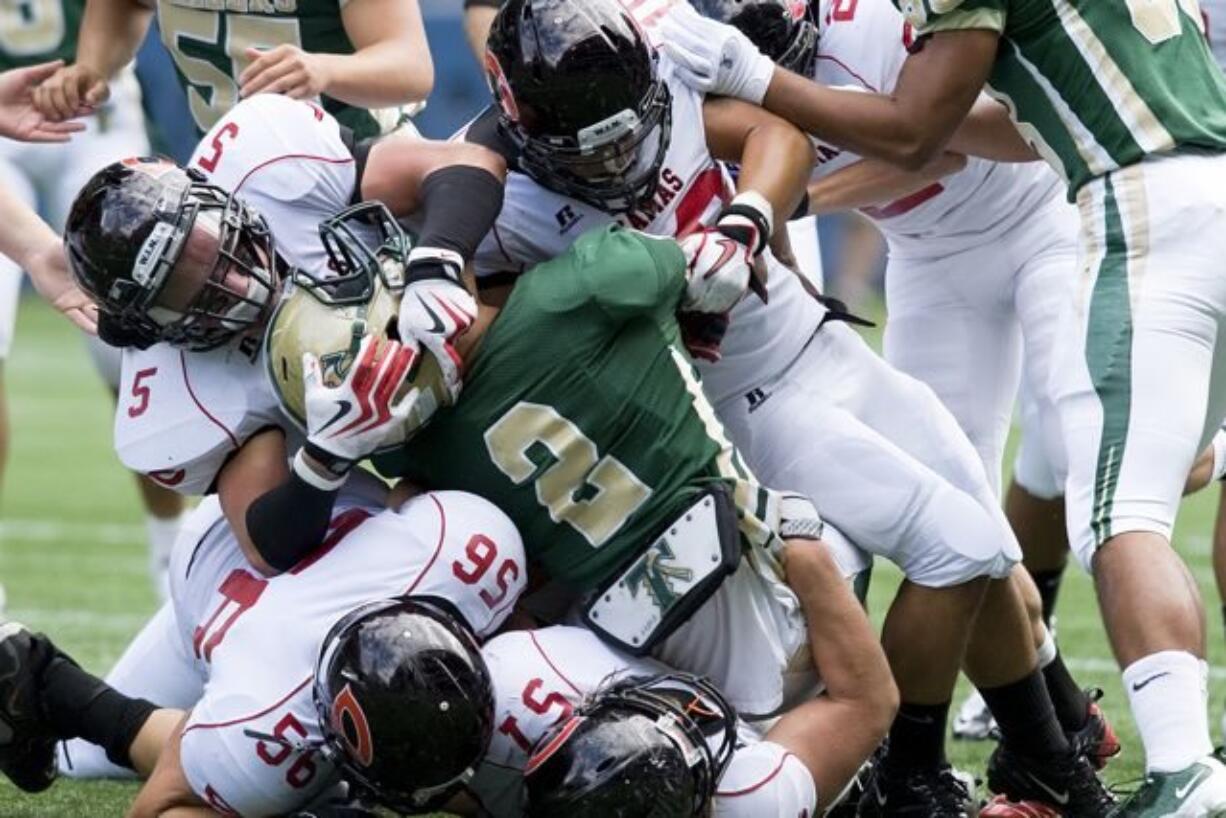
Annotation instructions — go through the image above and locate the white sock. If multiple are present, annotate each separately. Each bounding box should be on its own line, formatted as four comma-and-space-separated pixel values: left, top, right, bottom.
146, 512, 186, 600
1123, 650, 1213, 773
1036, 626, 1058, 668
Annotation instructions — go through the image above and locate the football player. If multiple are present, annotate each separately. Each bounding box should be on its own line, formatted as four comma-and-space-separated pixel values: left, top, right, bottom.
662, 0, 1226, 811
683, 0, 1125, 772
466, 627, 866, 817
3, 476, 527, 817
62, 93, 506, 580
269, 209, 899, 805
442, 0, 1112, 814
32, 0, 431, 139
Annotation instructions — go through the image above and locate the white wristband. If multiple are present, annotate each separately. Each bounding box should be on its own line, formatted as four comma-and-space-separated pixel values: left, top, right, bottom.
293, 448, 349, 492
730, 190, 775, 240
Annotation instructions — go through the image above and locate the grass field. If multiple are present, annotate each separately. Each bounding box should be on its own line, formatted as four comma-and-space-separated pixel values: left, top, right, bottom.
1, 295, 1224, 816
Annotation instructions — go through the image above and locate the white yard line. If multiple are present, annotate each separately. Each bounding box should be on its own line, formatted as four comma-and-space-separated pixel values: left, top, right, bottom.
0, 519, 145, 546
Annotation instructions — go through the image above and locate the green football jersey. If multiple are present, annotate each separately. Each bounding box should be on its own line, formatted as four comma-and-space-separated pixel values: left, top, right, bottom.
157, 0, 400, 138
0, 0, 82, 70
897, 0, 1226, 195
374, 226, 764, 592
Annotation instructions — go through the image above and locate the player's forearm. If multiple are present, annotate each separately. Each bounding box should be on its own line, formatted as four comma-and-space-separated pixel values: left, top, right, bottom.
77, 0, 152, 78
731, 119, 814, 234
807, 154, 966, 216
0, 185, 58, 271
316, 41, 433, 108
463, 4, 498, 62
946, 95, 1039, 163
763, 71, 951, 171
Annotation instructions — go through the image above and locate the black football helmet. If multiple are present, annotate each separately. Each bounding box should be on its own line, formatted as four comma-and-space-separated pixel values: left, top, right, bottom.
485, 0, 672, 213
524, 673, 738, 818
64, 157, 281, 351
313, 597, 494, 813
690, 0, 819, 76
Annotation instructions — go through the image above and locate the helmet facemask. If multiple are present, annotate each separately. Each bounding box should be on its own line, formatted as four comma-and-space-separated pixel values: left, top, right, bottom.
525, 673, 738, 818
512, 79, 673, 214
142, 184, 280, 352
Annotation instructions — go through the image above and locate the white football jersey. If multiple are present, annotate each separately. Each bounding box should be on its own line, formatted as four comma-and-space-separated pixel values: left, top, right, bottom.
172, 481, 528, 818
471, 626, 817, 818
114, 95, 366, 493
470, 54, 825, 405
811, 0, 1062, 258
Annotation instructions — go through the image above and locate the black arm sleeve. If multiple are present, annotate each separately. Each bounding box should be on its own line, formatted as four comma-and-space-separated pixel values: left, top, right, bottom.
414, 164, 506, 259
245, 471, 340, 573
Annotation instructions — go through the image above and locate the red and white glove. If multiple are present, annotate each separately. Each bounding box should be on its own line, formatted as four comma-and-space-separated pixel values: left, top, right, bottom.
300, 334, 421, 481
678, 227, 753, 314
396, 246, 477, 404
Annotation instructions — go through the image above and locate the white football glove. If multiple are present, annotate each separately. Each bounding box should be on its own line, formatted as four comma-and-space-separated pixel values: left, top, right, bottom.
302, 333, 421, 474
658, 3, 777, 104
678, 228, 752, 314
396, 246, 477, 404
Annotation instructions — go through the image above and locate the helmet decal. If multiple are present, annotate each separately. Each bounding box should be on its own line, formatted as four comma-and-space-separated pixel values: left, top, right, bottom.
524, 716, 586, 775
332, 682, 375, 768
484, 49, 520, 123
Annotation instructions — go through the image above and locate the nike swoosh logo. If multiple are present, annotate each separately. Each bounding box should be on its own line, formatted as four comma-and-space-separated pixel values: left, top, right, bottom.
416, 293, 446, 334
1131, 672, 1170, 692
706, 238, 739, 279
1175, 766, 1212, 799
317, 399, 351, 435
1024, 771, 1070, 806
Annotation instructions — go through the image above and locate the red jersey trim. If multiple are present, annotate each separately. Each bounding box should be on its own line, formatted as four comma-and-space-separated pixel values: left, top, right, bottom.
814, 54, 879, 93
233, 154, 355, 194
403, 494, 448, 594
715, 750, 795, 797
180, 351, 239, 449
528, 631, 583, 697
183, 676, 312, 735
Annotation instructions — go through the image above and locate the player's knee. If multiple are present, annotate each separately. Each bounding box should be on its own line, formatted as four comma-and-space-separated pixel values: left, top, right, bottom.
904, 484, 1020, 585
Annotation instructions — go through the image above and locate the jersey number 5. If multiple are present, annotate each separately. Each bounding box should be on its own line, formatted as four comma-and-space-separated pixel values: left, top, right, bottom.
484, 402, 652, 548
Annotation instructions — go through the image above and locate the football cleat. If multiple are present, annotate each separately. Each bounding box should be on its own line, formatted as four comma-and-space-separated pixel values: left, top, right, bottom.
0, 621, 57, 793
1110, 755, 1226, 817
857, 761, 979, 817
952, 688, 998, 742
1067, 688, 1121, 770
986, 744, 1115, 818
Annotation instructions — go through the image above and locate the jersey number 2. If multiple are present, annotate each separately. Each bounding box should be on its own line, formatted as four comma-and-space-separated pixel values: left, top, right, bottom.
484, 402, 652, 548
1125, 0, 1203, 43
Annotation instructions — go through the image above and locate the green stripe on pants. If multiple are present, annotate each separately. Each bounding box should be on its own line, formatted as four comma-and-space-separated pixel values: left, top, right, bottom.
1086, 176, 1134, 548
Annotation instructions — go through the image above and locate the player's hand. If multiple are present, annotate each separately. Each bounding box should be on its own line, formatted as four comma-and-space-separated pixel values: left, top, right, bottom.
679, 310, 730, 363
658, 3, 775, 104
302, 334, 421, 474
397, 247, 477, 405
0, 61, 92, 141
240, 45, 331, 100
25, 243, 99, 334
678, 228, 752, 314
29, 61, 106, 125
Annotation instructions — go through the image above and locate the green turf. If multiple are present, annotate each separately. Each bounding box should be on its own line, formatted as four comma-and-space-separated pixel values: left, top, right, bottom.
1, 295, 1224, 816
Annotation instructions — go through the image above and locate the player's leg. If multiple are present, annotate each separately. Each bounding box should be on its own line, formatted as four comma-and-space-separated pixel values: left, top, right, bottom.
1059, 159, 1226, 815
0, 620, 174, 793
57, 601, 202, 779
738, 329, 1113, 815
720, 368, 1007, 815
